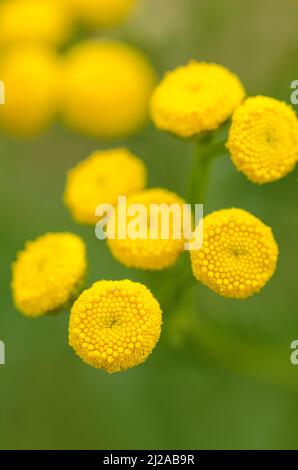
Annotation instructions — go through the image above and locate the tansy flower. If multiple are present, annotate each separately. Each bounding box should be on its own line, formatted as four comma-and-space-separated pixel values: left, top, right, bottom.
150, 61, 245, 138
64, 148, 147, 225
12, 233, 87, 317
107, 188, 187, 270
0, 0, 72, 47
68, 0, 136, 28
60, 40, 156, 139
190, 208, 278, 299
227, 96, 298, 184
0, 46, 60, 136
69, 279, 162, 373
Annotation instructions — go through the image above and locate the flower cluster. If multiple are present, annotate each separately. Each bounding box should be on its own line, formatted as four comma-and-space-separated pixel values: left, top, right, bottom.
10, 3, 298, 375
152, 61, 298, 184
150, 61, 291, 298
0, 0, 155, 138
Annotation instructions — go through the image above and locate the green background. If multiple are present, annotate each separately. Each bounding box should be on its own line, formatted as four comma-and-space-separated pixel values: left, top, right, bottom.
1, 0, 298, 450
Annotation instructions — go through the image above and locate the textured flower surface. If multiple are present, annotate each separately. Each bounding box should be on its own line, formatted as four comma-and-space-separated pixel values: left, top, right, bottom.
64, 148, 147, 224
69, 0, 136, 27
227, 96, 298, 184
12, 233, 87, 317
69, 279, 162, 373
190, 208, 278, 299
0, 46, 60, 136
107, 188, 187, 270
60, 40, 156, 139
0, 0, 71, 46
150, 61, 245, 138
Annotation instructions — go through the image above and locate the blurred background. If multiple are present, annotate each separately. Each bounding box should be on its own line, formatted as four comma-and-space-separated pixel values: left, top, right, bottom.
1, 0, 298, 450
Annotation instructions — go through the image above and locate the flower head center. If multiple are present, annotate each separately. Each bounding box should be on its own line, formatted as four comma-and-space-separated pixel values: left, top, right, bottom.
265, 129, 277, 145
230, 246, 248, 258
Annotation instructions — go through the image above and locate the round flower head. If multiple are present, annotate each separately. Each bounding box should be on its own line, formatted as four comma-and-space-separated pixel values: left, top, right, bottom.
0, 46, 60, 136
0, 0, 71, 47
227, 96, 298, 184
64, 148, 147, 225
69, 279, 162, 373
69, 0, 136, 28
150, 61, 245, 138
190, 208, 278, 299
60, 40, 156, 139
12, 233, 87, 317
107, 188, 187, 270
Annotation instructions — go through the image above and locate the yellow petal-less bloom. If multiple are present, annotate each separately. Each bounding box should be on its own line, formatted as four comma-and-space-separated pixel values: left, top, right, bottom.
64, 148, 147, 225
227, 96, 298, 184
12, 233, 87, 317
69, 0, 136, 28
150, 61, 245, 138
107, 188, 187, 270
0, 0, 72, 47
190, 208, 278, 299
0, 46, 60, 136
60, 40, 156, 139
69, 279, 162, 373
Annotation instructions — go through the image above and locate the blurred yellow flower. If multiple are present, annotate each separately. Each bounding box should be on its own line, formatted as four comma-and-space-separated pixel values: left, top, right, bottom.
107, 188, 186, 270
227, 96, 298, 184
0, 0, 72, 47
151, 61, 245, 138
69, 279, 162, 373
64, 148, 147, 225
190, 208, 278, 299
0, 46, 60, 136
69, 0, 136, 28
12, 233, 87, 317
60, 40, 156, 139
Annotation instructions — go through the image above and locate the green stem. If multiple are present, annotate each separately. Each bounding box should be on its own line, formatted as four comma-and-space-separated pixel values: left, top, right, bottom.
187, 136, 212, 204
165, 135, 219, 344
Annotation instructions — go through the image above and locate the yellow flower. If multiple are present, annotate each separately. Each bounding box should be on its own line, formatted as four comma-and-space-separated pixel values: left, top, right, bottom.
64, 148, 147, 225
0, 0, 72, 47
190, 208, 278, 299
69, 279, 162, 373
150, 61, 245, 138
69, 0, 136, 28
227, 96, 298, 184
12, 233, 87, 317
107, 188, 186, 270
60, 40, 156, 139
0, 46, 60, 136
